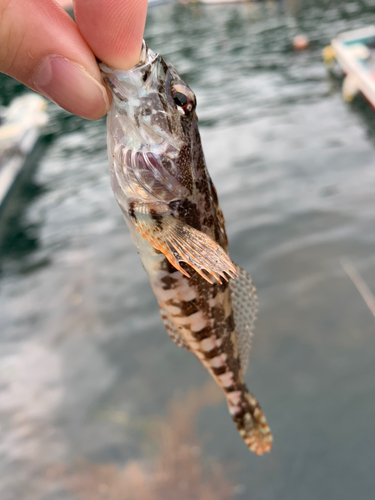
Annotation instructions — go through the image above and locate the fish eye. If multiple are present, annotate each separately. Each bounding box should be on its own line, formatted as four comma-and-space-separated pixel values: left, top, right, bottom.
172, 84, 196, 116
173, 92, 188, 107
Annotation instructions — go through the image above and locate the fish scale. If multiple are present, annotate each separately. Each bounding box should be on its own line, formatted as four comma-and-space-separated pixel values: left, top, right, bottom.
101, 41, 272, 454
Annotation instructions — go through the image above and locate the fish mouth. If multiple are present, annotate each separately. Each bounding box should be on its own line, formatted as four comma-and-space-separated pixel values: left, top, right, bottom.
99, 40, 158, 89
136, 40, 156, 67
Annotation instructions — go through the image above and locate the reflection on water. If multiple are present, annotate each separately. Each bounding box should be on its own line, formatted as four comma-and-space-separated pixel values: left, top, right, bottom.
50, 383, 235, 500
1, 1, 375, 499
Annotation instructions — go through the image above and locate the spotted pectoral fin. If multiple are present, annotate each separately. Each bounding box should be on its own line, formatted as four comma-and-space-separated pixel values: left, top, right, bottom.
229, 265, 258, 374
159, 306, 191, 351
131, 208, 238, 284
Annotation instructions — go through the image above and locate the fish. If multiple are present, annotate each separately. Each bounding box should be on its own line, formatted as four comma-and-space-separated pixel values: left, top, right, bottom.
100, 41, 272, 455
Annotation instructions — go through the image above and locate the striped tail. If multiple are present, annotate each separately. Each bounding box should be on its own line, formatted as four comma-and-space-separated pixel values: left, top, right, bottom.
226, 386, 273, 455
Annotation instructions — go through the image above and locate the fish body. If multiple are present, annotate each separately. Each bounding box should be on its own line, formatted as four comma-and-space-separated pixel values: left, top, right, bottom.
100, 42, 272, 454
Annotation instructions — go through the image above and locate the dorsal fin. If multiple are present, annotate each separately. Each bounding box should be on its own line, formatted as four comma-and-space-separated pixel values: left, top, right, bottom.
229, 265, 258, 374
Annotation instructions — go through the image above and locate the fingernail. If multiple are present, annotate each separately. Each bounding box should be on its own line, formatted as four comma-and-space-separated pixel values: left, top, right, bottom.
31, 56, 110, 120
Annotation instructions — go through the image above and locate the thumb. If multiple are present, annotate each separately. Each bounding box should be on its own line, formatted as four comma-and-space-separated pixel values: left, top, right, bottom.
74, 0, 148, 70
0, 0, 109, 119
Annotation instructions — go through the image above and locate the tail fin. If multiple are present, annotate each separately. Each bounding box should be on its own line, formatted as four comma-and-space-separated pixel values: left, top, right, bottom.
227, 389, 272, 455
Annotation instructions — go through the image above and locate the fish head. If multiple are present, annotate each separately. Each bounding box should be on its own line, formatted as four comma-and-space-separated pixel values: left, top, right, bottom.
100, 41, 198, 206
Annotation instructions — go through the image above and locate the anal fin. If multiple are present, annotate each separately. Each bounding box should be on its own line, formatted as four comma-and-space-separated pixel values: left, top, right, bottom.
159, 306, 191, 351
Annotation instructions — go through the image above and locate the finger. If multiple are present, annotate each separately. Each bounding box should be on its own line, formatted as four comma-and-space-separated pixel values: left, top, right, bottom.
74, 0, 148, 70
0, 0, 109, 119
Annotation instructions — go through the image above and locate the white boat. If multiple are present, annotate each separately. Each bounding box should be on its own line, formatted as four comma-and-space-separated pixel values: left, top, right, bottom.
323, 25, 375, 105
0, 94, 48, 208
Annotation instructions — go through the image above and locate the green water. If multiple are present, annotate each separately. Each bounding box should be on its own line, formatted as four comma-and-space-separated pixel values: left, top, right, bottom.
1, 1, 375, 499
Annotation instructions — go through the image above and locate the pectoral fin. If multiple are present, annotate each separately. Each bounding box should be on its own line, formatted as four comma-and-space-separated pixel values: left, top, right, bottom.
131, 208, 237, 284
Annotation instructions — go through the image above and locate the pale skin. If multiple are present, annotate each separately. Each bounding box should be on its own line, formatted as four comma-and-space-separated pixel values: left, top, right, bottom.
0, 0, 149, 119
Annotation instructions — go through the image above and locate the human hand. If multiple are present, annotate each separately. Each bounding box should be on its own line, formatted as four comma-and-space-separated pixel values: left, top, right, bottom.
0, 0, 148, 119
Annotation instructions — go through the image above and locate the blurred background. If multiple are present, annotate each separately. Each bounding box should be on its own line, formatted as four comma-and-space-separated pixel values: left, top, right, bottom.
1, 0, 375, 499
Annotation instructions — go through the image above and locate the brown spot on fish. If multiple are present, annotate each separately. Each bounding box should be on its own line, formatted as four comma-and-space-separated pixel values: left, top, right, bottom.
204, 346, 222, 359
128, 201, 136, 220
193, 325, 212, 341
179, 298, 200, 316
150, 209, 163, 231
211, 365, 227, 376
169, 199, 201, 231
233, 408, 248, 422
224, 384, 237, 393
160, 274, 179, 290
202, 214, 214, 229
141, 106, 152, 116
214, 221, 221, 243
225, 312, 235, 332
134, 112, 140, 129
166, 298, 199, 317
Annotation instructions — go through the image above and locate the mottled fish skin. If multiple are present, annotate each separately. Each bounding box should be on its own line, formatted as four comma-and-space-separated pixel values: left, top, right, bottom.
100, 42, 272, 455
